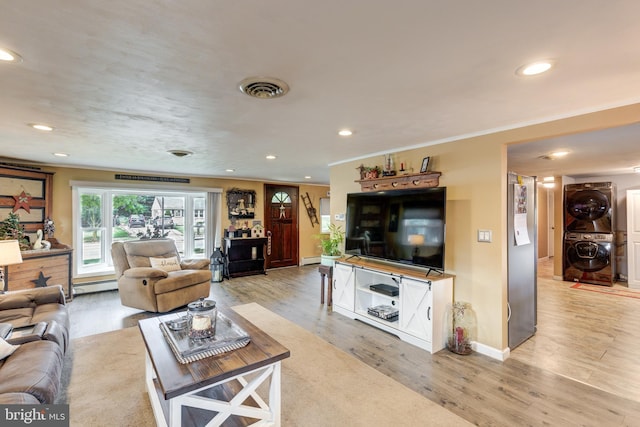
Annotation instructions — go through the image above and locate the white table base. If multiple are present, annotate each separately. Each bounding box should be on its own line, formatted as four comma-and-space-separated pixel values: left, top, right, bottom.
146, 352, 282, 426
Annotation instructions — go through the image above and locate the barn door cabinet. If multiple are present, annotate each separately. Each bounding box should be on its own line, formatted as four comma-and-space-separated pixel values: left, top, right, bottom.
333, 259, 453, 353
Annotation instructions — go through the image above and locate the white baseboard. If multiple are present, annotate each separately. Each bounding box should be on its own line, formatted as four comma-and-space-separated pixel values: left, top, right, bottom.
300, 256, 320, 266
472, 341, 510, 361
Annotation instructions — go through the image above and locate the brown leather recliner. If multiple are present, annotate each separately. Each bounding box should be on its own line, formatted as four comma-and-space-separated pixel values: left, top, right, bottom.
111, 239, 211, 312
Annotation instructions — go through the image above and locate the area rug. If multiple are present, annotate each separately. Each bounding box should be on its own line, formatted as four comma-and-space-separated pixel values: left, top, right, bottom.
65, 303, 471, 426
570, 282, 640, 299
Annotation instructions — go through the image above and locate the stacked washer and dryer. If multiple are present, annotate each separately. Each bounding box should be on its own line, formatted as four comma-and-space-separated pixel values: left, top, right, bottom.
563, 182, 616, 286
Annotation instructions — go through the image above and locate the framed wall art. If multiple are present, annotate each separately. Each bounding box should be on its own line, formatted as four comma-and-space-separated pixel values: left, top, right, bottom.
420, 157, 431, 173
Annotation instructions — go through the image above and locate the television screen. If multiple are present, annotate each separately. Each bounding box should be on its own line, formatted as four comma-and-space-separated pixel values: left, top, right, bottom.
345, 187, 446, 271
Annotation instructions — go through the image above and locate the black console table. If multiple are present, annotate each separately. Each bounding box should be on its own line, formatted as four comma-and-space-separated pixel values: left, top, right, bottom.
223, 237, 268, 278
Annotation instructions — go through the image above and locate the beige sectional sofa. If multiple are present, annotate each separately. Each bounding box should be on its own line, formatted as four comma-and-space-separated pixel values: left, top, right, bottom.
0, 285, 70, 404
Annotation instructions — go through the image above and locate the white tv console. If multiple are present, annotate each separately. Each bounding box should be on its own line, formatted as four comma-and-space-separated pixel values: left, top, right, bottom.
332, 258, 453, 353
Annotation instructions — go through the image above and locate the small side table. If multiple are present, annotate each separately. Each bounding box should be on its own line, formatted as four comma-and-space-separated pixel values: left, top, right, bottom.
318, 265, 333, 306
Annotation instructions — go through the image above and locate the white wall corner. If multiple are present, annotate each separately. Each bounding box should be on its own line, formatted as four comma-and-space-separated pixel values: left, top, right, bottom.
472, 341, 510, 361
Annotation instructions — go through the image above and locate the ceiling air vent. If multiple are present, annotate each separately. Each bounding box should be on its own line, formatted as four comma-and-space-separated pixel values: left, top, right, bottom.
238, 77, 289, 99
168, 150, 193, 158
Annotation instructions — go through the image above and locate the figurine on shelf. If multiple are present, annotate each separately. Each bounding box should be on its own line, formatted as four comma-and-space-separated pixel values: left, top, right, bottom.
32, 229, 51, 250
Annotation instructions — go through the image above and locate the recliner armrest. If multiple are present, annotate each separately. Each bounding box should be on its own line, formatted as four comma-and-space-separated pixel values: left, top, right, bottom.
181, 259, 210, 270
123, 267, 169, 279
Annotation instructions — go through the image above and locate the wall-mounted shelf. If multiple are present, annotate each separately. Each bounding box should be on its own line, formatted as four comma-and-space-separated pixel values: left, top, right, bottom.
355, 172, 441, 192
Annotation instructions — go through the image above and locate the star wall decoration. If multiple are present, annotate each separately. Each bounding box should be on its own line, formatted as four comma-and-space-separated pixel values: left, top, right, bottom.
12, 190, 32, 213
31, 271, 51, 288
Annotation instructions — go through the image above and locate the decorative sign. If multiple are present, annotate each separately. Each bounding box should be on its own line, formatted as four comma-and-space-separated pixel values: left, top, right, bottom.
13, 190, 32, 213
115, 174, 190, 184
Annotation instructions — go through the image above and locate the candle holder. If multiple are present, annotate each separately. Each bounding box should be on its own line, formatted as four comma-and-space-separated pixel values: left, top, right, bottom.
187, 298, 217, 340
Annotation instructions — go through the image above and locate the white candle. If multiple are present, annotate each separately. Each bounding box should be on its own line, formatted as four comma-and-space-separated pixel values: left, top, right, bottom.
191, 315, 211, 331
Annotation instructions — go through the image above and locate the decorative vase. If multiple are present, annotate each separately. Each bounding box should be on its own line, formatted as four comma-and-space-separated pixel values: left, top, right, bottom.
320, 254, 340, 267
446, 301, 477, 355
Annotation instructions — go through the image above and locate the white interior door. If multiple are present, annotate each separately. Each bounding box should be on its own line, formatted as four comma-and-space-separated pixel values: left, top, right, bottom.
627, 189, 640, 289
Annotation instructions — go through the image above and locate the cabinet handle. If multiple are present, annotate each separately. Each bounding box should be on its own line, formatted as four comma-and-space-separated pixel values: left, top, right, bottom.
507, 302, 511, 322
427, 306, 431, 321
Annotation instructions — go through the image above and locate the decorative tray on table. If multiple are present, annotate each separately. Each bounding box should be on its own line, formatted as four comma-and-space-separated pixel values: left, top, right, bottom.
159, 312, 251, 364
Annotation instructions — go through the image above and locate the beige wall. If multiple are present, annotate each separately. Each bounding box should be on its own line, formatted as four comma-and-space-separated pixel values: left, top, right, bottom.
39, 166, 328, 282
330, 102, 640, 352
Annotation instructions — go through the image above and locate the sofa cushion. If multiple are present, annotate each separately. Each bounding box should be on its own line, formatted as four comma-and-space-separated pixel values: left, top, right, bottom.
0, 340, 63, 404
149, 256, 181, 272
0, 338, 18, 361
123, 239, 181, 268
154, 269, 212, 294
0, 392, 41, 404
0, 307, 36, 328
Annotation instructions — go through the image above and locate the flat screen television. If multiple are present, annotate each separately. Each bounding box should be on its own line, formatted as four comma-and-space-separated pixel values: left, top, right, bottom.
345, 187, 446, 273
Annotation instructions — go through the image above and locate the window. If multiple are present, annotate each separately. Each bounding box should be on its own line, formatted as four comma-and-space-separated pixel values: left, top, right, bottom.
72, 184, 216, 278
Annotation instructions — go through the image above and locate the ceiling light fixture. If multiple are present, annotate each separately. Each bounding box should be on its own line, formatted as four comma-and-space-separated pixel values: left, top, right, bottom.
338, 129, 353, 136
550, 151, 569, 158
304, 176, 311, 180
517, 60, 553, 76
0, 48, 22, 63
53, 153, 68, 157
225, 168, 235, 173
266, 155, 277, 160
167, 150, 193, 157
543, 176, 555, 182
30, 123, 54, 132
634, 166, 640, 173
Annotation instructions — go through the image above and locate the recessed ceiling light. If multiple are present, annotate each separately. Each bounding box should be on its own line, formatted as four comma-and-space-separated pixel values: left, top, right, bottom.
0, 48, 22, 63
338, 129, 353, 136
266, 155, 277, 160
167, 149, 193, 157
517, 61, 553, 76
304, 176, 311, 180
53, 152, 68, 157
30, 123, 54, 132
634, 166, 640, 173
550, 151, 569, 158
225, 168, 235, 173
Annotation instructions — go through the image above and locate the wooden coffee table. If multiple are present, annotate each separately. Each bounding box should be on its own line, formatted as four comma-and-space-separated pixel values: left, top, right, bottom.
138, 307, 290, 426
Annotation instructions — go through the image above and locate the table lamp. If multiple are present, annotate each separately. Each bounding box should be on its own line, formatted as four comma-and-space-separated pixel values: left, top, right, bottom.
0, 240, 23, 294
407, 234, 425, 258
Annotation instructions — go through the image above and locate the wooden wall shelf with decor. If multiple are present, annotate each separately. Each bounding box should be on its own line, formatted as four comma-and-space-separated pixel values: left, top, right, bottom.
355, 172, 441, 192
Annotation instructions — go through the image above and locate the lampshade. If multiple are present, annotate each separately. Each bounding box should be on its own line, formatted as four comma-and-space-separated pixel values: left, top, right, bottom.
407, 234, 425, 246
0, 240, 23, 266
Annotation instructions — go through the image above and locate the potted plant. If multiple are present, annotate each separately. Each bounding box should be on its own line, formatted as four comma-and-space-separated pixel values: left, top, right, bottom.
318, 223, 345, 267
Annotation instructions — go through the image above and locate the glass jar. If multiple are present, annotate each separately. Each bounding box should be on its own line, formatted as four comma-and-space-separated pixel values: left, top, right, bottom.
446, 301, 477, 355
187, 298, 217, 340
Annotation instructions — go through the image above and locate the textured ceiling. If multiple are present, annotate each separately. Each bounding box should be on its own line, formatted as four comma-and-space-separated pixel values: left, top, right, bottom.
1, 1, 640, 184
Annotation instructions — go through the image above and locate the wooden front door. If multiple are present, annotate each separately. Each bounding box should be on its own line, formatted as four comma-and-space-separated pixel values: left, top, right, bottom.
264, 184, 299, 268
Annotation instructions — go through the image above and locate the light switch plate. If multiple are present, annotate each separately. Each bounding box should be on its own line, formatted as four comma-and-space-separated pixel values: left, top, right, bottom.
478, 229, 492, 243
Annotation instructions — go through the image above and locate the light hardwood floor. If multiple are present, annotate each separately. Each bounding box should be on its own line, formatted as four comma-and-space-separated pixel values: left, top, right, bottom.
68, 259, 640, 426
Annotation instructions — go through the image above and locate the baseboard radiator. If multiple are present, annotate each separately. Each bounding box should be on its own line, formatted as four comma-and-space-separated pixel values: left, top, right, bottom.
300, 256, 321, 266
